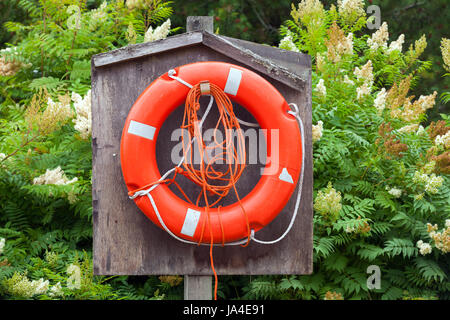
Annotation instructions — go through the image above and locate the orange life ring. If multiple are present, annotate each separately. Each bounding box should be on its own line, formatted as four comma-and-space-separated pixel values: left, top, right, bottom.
120, 61, 303, 244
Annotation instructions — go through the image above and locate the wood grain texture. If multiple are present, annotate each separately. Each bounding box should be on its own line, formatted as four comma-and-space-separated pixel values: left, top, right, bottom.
184, 275, 212, 300
92, 32, 203, 68
91, 31, 307, 92
92, 37, 312, 276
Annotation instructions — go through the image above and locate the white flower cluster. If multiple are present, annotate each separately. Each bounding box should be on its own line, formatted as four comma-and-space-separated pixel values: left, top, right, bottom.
4, 270, 64, 298
46, 96, 73, 122
422, 161, 436, 175
144, 19, 171, 43
427, 222, 450, 254
33, 166, 78, 185
67, 264, 82, 290
413, 171, 444, 194
367, 22, 404, 53
338, 32, 354, 57
367, 22, 389, 51
292, 0, 326, 28
313, 182, 342, 220
126, 0, 147, 10
345, 225, 355, 233
374, 88, 387, 113
343, 75, 354, 85
397, 124, 419, 134
314, 79, 327, 97
89, 1, 108, 30
72, 90, 92, 140
337, 0, 366, 25
0, 237, 5, 255
48, 282, 63, 297
8, 274, 50, 298
279, 32, 299, 52
416, 240, 432, 256
354, 60, 373, 101
312, 120, 323, 143
434, 131, 450, 149
387, 34, 405, 53
0, 47, 28, 77
387, 187, 402, 198
416, 125, 426, 135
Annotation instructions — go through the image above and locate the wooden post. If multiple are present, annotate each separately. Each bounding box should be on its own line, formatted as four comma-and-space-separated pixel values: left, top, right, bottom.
184, 16, 214, 300
186, 16, 214, 33
184, 275, 212, 300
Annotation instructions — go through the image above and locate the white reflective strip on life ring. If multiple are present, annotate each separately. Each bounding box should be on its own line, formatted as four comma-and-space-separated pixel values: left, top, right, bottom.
224, 68, 243, 96
279, 168, 294, 184
127, 120, 156, 140
180, 208, 201, 237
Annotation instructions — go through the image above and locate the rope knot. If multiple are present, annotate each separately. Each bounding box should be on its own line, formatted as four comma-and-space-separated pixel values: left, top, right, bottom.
175, 167, 184, 174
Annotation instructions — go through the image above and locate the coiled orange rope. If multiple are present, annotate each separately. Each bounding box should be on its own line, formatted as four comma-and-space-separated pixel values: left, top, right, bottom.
181, 82, 250, 300
128, 81, 251, 300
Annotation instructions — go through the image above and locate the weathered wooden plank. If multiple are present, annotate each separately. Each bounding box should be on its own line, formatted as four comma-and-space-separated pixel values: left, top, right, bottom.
217, 35, 311, 81
184, 276, 212, 300
92, 32, 203, 68
202, 31, 306, 91
91, 31, 306, 92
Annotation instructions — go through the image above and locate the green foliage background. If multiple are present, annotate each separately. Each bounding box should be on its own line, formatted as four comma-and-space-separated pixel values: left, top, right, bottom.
0, 0, 449, 300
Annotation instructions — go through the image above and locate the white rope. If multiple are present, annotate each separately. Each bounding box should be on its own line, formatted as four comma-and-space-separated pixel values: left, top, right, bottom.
168, 69, 259, 127
168, 69, 193, 88
250, 103, 305, 244
129, 70, 305, 246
